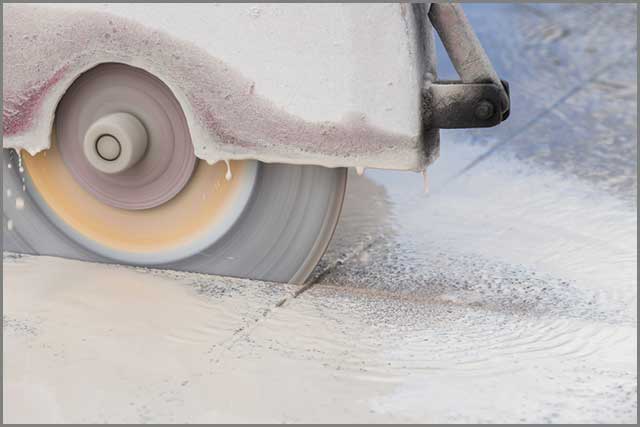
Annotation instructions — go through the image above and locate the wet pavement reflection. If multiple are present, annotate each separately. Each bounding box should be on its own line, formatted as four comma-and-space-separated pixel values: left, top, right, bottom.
440, 3, 637, 200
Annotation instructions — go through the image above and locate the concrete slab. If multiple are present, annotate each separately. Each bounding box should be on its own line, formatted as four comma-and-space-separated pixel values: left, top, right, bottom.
2, 256, 297, 423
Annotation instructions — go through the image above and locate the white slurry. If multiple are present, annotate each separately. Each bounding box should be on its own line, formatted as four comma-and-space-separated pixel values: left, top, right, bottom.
421, 168, 429, 194
224, 160, 232, 182
16, 150, 24, 173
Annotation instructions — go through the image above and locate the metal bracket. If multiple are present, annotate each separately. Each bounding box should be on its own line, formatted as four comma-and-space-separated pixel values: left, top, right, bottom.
424, 79, 510, 129
425, 4, 511, 130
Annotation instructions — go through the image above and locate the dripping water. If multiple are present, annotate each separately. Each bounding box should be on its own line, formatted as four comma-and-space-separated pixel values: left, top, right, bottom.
421, 168, 429, 194
224, 159, 232, 181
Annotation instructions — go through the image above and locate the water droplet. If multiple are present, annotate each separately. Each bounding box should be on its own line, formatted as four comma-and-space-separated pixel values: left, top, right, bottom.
15, 149, 24, 173
7, 220, 13, 231
422, 169, 429, 194
224, 160, 232, 181
6, 189, 12, 198
15, 197, 25, 210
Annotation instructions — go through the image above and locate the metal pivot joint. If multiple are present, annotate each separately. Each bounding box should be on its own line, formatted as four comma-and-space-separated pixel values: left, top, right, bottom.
424, 4, 511, 129
425, 79, 510, 129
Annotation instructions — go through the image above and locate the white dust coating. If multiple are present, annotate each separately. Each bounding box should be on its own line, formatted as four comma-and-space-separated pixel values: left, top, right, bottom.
3, 3, 436, 171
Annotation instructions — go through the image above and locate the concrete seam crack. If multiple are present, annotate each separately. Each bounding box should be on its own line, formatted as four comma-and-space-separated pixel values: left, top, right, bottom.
275, 236, 382, 307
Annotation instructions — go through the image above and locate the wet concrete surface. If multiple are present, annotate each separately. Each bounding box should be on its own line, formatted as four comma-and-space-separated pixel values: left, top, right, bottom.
448, 3, 637, 202
3, 3, 637, 424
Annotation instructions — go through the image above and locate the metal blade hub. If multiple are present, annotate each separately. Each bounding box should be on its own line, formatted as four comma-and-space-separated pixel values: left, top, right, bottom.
84, 112, 148, 174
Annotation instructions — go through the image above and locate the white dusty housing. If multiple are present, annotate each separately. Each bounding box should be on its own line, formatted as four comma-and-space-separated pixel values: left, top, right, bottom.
3, 3, 440, 171
2, 3, 509, 283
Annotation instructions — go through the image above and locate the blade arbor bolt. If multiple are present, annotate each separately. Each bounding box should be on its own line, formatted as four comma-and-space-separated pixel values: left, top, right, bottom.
95, 135, 122, 161
83, 112, 148, 174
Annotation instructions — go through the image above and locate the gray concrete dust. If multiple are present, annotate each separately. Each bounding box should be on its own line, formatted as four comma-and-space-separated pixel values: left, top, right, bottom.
3, 3, 637, 424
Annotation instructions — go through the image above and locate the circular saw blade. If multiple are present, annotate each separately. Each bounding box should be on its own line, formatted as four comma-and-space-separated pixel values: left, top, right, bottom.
4, 148, 346, 284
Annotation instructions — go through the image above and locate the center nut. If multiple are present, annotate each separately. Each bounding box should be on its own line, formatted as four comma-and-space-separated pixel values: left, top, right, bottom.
95, 135, 122, 161
84, 112, 148, 174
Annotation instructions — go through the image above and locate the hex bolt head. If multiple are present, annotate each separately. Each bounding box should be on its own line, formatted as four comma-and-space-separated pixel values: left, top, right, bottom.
475, 100, 495, 120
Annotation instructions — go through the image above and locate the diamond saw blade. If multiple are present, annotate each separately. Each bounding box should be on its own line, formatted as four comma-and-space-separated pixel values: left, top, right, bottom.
3, 63, 346, 284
